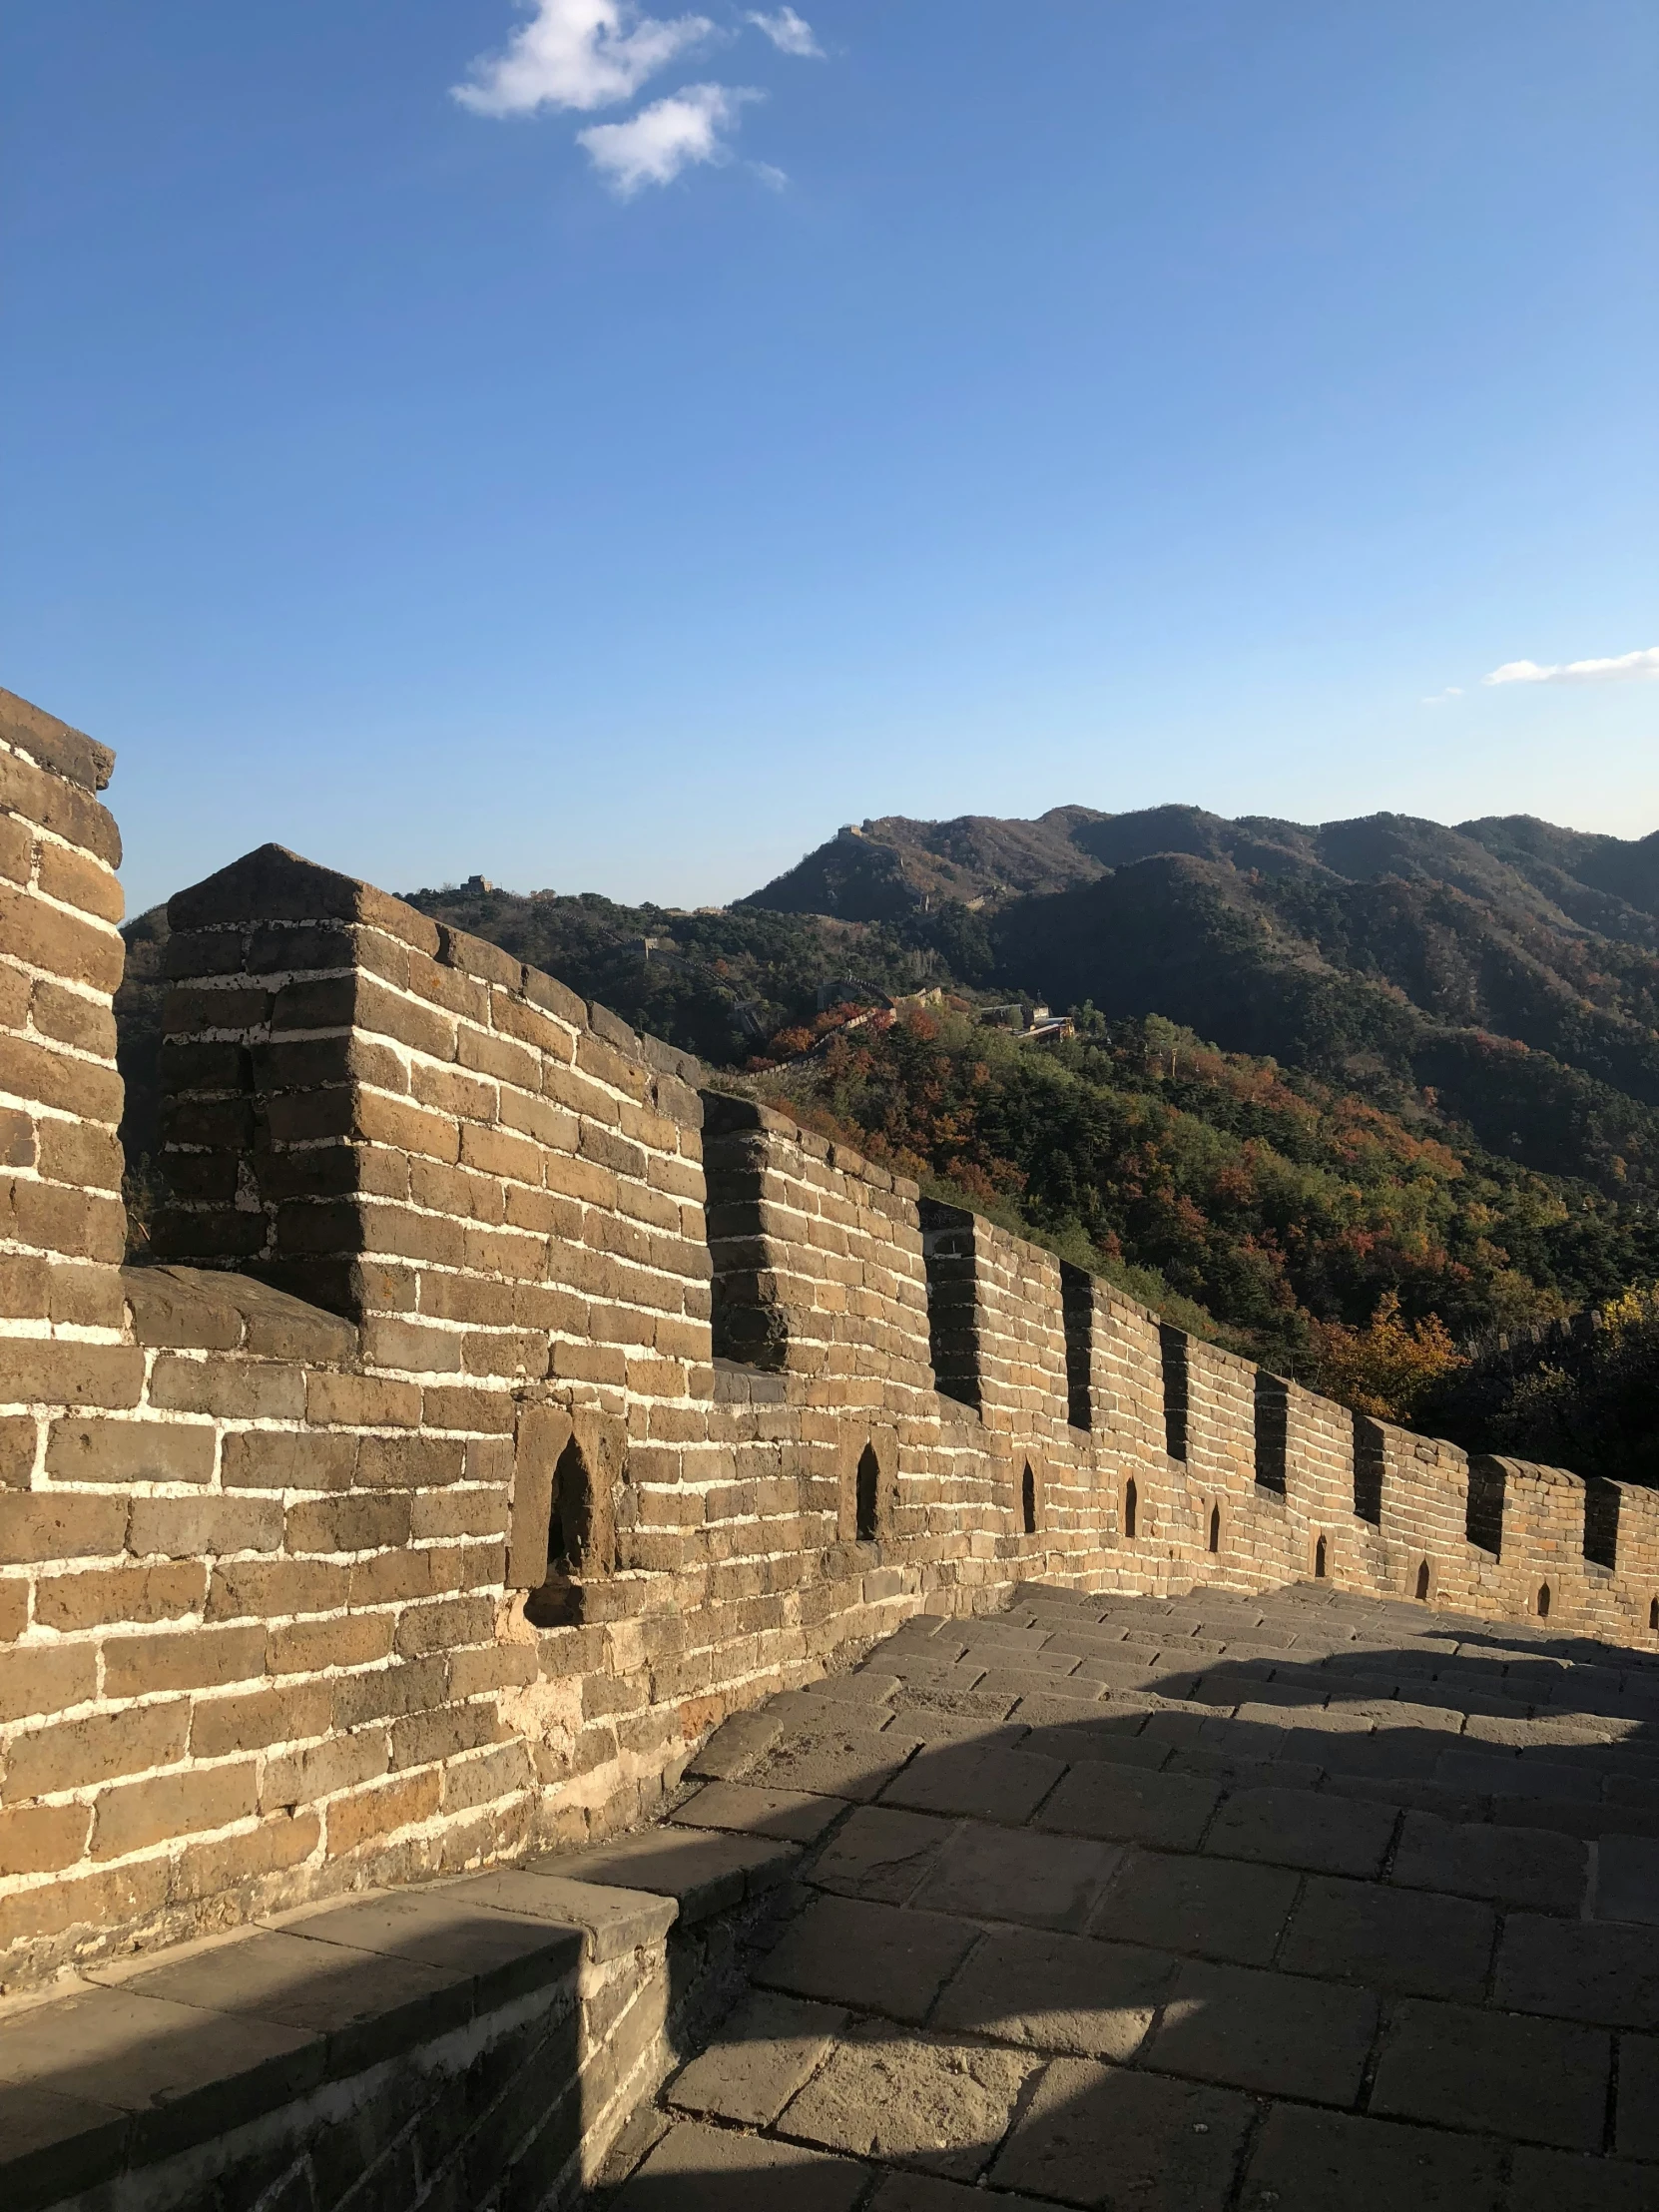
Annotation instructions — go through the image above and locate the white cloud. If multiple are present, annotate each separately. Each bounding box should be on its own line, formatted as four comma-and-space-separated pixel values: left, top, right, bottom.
578, 83, 757, 194
746, 7, 823, 56
1482, 647, 1659, 688
1421, 687, 1463, 705
454, 0, 714, 117
750, 160, 790, 191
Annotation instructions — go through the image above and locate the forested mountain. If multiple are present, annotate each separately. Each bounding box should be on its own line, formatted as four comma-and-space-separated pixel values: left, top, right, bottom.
116, 801, 1659, 1478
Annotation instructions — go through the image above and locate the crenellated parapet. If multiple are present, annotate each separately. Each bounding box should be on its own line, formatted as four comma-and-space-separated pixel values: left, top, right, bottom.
2, 682, 1657, 1994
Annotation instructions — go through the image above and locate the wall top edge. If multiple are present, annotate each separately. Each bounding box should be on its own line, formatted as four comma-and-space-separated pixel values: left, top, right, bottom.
163, 841, 705, 1094
0, 685, 116, 794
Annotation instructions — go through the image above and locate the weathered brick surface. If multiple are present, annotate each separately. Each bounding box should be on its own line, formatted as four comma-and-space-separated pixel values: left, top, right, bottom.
2, 684, 1655, 2009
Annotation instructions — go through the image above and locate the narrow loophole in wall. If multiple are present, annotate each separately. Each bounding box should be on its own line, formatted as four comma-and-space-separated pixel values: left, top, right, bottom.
1253, 1371, 1289, 1495
1158, 1327, 1189, 1462
1414, 1559, 1430, 1603
1314, 1534, 1328, 1579
1022, 1461, 1037, 1537
1584, 1477, 1620, 1572
1465, 1455, 1506, 1560
1353, 1412, 1385, 1526
1124, 1477, 1138, 1540
1537, 1582, 1551, 1619
855, 1442, 880, 1543
920, 1197, 981, 1410
526, 1435, 595, 1628
1060, 1262, 1093, 1432
1650, 1597, 1658, 1632
1208, 1503, 1220, 1554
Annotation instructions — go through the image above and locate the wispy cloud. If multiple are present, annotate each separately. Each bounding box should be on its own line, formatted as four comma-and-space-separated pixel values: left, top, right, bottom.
1482, 647, 1659, 688
579, 83, 758, 195
453, 0, 714, 117
746, 7, 823, 56
1421, 686, 1463, 706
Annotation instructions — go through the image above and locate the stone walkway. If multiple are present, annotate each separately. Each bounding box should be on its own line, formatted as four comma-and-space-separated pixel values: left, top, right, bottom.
600, 1580, 1659, 2211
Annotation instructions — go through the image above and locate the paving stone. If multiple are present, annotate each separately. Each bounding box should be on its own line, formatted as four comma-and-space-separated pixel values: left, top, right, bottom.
1169, 1750, 1326, 1794
891, 1685, 1019, 1723
886, 1709, 1030, 1748
666, 1991, 847, 2125
911, 1821, 1123, 1931
1615, 2032, 1659, 2161
757, 1723, 921, 1804
1204, 1786, 1396, 1876
1038, 1764, 1221, 1851
931, 1925, 1176, 2060
801, 1673, 904, 1709
1041, 1731, 1173, 1775
1370, 1998, 1610, 2148
778, 2022, 1036, 2181
809, 1807, 954, 1904
1006, 1691, 1111, 1731
1087, 1849, 1299, 1965
1506, 2148, 1659, 2212
879, 1742, 1065, 1824
1495, 1914, 1659, 2027
755, 1896, 979, 2021
989, 2055, 1255, 2210
1147, 1958, 1379, 2104
669, 1781, 843, 1844
609, 2118, 868, 2212
1389, 1812, 1587, 1913
1278, 1876, 1496, 2000
685, 1707, 783, 1780
1598, 1835, 1659, 1927
1319, 1774, 1487, 1823
865, 2168, 1055, 2212
545, 1829, 799, 1922
1238, 2104, 1505, 2211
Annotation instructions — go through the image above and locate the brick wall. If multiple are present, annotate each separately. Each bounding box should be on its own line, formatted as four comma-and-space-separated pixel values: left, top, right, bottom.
5, 682, 1659, 1994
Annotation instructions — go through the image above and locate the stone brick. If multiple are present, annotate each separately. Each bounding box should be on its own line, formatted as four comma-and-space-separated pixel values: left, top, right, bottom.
44, 1416, 216, 1485
285, 1493, 412, 1554
207, 1556, 348, 1621
304, 1371, 420, 1428
35, 1560, 206, 1631
222, 1427, 358, 1491
0, 1643, 98, 1723
261, 1730, 389, 1814
0, 1491, 128, 1566
324, 1769, 442, 1858
0, 1341, 143, 1410
270, 1611, 393, 1674
147, 1356, 306, 1420
91, 1761, 260, 1860
190, 1681, 332, 1759
102, 1623, 268, 1699
0, 1801, 92, 1877
35, 836, 123, 921
0, 1413, 36, 1485
3, 1699, 189, 1802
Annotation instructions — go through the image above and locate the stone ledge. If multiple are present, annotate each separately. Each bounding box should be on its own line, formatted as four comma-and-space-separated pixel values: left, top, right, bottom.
122, 1264, 358, 1362
0, 1863, 677, 2212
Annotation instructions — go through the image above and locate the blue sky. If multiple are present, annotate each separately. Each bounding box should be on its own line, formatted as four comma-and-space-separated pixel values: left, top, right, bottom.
4, 2, 1656, 916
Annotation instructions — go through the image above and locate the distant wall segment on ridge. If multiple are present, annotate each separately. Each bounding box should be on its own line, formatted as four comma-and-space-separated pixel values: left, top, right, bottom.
4, 680, 1659, 1997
